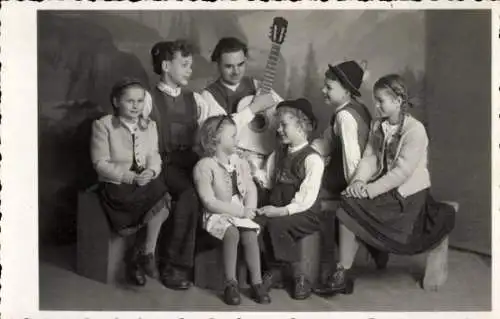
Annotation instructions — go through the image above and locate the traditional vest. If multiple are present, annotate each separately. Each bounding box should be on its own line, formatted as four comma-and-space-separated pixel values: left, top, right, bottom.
274, 145, 318, 189
272, 145, 321, 213
150, 87, 198, 157
323, 100, 372, 196
205, 76, 257, 114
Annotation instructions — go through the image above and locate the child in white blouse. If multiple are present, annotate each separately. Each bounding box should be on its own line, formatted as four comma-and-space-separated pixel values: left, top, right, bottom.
254, 98, 329, 300
193, 115, 271, 306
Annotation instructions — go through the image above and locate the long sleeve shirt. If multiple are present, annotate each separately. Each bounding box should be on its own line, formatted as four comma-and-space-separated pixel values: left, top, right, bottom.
255, 142, 325, 215
312, 101, 365, 183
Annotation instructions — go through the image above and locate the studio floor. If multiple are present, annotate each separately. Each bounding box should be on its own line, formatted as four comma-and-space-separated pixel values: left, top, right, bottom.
39, 244, 491, 312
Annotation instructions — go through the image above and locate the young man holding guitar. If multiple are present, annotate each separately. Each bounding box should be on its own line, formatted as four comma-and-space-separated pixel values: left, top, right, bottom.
201, 19, 287, 200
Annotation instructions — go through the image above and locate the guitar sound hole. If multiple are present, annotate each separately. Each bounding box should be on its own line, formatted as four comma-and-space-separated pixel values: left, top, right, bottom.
250, 113, 268, 133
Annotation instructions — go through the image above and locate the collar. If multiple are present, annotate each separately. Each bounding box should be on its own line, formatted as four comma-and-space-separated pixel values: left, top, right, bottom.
219, 79, 241, 92
335, 100, 351, 113
157, 81, 181, 97
214, 154, 237, 173
118, 117, 138, 134
288, 142, 308, 153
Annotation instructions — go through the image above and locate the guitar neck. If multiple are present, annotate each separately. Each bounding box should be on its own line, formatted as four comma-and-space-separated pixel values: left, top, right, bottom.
260, 43, 281, 94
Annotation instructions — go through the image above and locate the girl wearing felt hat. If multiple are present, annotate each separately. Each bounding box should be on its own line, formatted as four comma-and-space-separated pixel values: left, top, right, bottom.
315, 74, 455, 296
90, 78, 171, 287
253, 98, 332, 300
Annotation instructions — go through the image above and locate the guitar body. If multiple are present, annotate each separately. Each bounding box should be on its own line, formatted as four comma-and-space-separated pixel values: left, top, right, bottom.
236, 95, 277, 156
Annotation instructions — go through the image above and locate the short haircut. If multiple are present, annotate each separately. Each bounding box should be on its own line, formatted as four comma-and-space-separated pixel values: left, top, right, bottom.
150, 39, 194, 75
211, 37, 248, 63
276, 106, 314, 139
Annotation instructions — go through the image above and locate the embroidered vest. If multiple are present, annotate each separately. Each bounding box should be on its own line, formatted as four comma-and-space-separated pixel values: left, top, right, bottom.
205, 77, 257, 114
274, 145, 318, 190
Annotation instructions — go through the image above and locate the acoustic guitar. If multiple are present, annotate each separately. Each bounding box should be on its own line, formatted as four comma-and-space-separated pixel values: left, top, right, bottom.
236, 17, 288, 163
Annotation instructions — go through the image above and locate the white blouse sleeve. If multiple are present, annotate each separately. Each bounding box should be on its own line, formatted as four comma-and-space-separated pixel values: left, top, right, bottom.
285, 153, 325, 215
199, 90, 254, 134
337, 110, 362, 183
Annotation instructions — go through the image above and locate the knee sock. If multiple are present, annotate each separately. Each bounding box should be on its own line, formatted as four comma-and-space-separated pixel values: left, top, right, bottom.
240, 230, 263, 285
222, 226, 240, 282
144, 207, 169, 255
339, 223, 359, 269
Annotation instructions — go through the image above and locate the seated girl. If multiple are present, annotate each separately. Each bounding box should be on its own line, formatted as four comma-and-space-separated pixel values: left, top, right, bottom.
90, 78, 170, 286
193, 115, 271, 306
254, 98, 332, 300
318, 74, 455, 295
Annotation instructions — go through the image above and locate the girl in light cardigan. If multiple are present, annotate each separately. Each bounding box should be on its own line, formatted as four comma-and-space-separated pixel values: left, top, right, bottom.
91, 78, 170, 287
193, 115, 270, 306
317, 74, 455, 296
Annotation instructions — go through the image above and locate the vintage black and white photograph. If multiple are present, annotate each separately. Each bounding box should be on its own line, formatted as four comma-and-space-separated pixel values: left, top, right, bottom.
0, 2, 496, 318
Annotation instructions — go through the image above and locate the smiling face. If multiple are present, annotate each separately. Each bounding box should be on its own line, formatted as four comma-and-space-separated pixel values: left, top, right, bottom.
373, 88, 402, 120
115, 85, 145, 121
277, 109, 306, 146
218, 50, 247, 86
322, 78, 350, 106
163, 51, 193, 87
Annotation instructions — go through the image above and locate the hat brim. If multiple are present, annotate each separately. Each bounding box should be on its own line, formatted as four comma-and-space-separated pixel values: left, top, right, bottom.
328, 64, 361, 97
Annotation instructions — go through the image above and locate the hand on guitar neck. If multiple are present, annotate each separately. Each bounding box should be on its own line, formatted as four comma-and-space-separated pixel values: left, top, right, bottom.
248, 92, 277, 114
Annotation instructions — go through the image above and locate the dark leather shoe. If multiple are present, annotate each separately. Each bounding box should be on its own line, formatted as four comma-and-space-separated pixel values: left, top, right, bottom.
160, 266, 192, 290
224, 280, 241, 306
366, 245, 389, 270
251, 283, 271, 304
140, 253, 159, 279
313, 264, 354, 296
262, 268, 284, 292
292, 274, 311, 300
127, 262, 147, 286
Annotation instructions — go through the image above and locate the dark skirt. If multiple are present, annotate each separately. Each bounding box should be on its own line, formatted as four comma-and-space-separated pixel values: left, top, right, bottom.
98, 177, 171, 236
337, 188, 455, 255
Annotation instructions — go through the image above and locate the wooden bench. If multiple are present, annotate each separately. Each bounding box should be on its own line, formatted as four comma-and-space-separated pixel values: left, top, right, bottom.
321, 199, 459, 291
76, 188, 134, 284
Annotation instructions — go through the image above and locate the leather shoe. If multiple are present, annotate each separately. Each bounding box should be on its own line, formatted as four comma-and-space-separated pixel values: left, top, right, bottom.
127, 261, 146, 286
292, 274, 311, 300
160, 266, 192, 290
262, 268, 285, 292
223, 280, 241, 306
251, 283, 271, 304
313, 264, 354, 296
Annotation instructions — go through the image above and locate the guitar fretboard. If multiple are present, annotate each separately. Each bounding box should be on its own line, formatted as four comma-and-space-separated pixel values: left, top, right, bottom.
260, 43, 281, 94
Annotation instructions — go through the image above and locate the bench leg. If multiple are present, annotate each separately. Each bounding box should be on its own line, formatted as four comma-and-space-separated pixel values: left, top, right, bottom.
423, 235, 448, 291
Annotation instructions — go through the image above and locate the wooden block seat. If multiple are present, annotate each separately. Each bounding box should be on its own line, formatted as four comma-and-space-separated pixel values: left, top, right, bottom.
76, 188, 134, 284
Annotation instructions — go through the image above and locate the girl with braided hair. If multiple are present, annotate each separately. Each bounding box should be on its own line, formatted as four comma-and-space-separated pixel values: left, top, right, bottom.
316, 74, 455, 296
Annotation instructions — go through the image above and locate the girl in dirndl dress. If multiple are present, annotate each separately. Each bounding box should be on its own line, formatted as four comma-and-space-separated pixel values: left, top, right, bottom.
319, 74, 455, 295
193, 115, 271, 306
91, 78, 171, 287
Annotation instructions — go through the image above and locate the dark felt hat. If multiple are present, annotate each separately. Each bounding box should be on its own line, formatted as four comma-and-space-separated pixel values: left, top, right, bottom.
327, 60, 364, 97
276, 98, 317, 129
